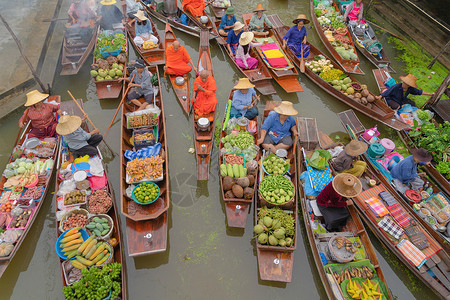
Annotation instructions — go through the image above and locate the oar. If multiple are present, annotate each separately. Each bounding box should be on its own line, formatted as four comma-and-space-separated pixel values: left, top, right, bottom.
188, 89, 198, 117
367, 21, 404, 41
300, 42, 305, 73
14, 109, 29, 146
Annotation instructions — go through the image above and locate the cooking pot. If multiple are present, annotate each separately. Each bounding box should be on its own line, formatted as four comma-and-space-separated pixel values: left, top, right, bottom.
197, 118, 210, 131
175, 76, 185, 86
200, 16, 209, 24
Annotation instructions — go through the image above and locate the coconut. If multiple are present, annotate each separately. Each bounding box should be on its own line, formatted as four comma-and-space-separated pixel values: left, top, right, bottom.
273, 228, 286, 240
348, 94, 354, 99
361, 89, 370, 97
272, 219, 281, 230
235, 177, 250, 188
285, 237, 293, 247
354, 92, 362, 99
361, 97, 368, 105
106, 56, 118, 65
117, 53, 126, 64
224, 190, 235, 198
346, 87, 355, 95
263, 216, 273, 227
361, 84, 367, 90
268, 235, 278, 246
254, 224, 264, 234
367, 103, 373, 109
223, 176, 234, 191
367, 94, 375, 103
243, 187, 253, 199
258, 233, 268, 244
246, 175, 255, 186
232, 184, 244, 198
278, 239, 286, 247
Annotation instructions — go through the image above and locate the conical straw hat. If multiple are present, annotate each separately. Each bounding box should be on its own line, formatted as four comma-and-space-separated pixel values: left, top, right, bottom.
254, 4, 266, 12
274, 101, 298, 116
293, 14, 310, 24
234, 78, 255, 89
399, 74, 418, 88
239, 31, 254, 46
344, 140, 368, 156
100, 0, 117, 5
24, 90, 49, 107
134, 10, 148, 21
56, 115, 82, 135
332, 173, 362, 198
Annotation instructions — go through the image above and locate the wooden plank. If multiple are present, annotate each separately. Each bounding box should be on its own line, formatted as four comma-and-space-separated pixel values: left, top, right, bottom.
432, 99, 450, 122
432, 254, 442, 264
430, 266, 450, 289
437, 261, 450, 281
126, 212, 168, 256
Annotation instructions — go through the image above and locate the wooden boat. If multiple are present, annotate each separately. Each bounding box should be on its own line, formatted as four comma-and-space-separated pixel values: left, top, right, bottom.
182, 8, 225, 45
120, 64, 170, 256
194, 30, 216, 180
310, 0, 364, 75
0, 96, 61, 278
213, 19, 276, 95
254, 101, 298, 282
297, 117, 392, 300
61, 24, 99, 75
210, 1, 232, 19
125, 17, 165, 65
336, 1, 394, 72
242, 14, 303, 93
164, 23, 190, 114
54, 99, 127, 298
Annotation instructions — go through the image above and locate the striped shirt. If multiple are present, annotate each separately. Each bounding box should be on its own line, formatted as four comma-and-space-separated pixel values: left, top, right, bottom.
19, 103, 59, 129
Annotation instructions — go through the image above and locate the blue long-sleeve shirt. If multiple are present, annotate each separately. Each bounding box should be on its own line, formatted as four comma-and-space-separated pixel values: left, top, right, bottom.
231, 88, 256, 117
381, 83, 422, 107
283, 25, 307, 46
390, 155, 418, 184
135, 20, 153, 36
218, 15, 237, 32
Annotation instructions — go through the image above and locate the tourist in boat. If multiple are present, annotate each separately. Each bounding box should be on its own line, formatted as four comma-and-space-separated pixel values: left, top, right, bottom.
99, 0, 124, 30
316, 173, 362, 231
126, 0, 144, 19
230, 78, 260, 119
248, 4, 272, 37
182, 0, 212, 17
119, 59, 154, 111
332, 140, 368, 178
390, 148, 432, 194
282, 14, 310, 58
343, 0, 365, 24
164, 40, 197, 75
192, 70, 217, 117
226, 21, 245, 56
257, 101, 298, 152
376, 74, 434, 110
56, 114, 102, 158
218, 7, 237, 37
68, 0, 97, 25
133, 10, 159, 47
18, 90, 61, 138
235, 32, 261, 70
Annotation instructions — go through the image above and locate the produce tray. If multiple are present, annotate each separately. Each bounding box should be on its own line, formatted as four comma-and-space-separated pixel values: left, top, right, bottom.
126, 112, 159, 130
126, 173, 163, 184
21, 186, 45, 201
7, 207, 36, 230
63, 193, 88, 209
262, 153, 290, 175
133, 127, 158, 150
222, 152, 246, 167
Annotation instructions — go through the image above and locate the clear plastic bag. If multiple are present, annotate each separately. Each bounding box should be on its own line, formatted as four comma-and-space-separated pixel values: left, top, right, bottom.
57, 179, 77, 196
88, 157, 104, 177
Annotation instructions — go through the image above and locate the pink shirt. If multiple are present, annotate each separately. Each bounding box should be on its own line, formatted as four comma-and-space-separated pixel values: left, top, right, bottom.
235, 42, 262, 67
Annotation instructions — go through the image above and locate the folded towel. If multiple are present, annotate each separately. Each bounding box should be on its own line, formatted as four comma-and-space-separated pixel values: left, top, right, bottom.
378, 191, 397, 207
397, 239, 427, 268
259, 42, 278, 51
266, 57, 289, 68
365, 197, 389, 217
378, 216, 404, 240
263, 49, 284, 59
387, 203, 411, 228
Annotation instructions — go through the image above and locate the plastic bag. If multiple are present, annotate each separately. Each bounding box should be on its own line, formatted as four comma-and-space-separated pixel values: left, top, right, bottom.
125, 184, 136, 198
57, 179, 76, 196
0, 230, 22, 243
225, 117, 238, 133
327, 146, 344, 158
88, 157, 104, 177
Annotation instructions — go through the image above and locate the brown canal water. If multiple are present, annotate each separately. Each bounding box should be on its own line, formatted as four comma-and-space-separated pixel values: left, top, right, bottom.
0, 1, 441, 299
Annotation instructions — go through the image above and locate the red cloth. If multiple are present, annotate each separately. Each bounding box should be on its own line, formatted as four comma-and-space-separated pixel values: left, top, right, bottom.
29, 120, 57, 138
19, 103, 59, 135
317, 182, 347, 207
165, 45, 192, 75
182, 0, 206, 17
266, 57, 288, 68
193, 75, 217, 116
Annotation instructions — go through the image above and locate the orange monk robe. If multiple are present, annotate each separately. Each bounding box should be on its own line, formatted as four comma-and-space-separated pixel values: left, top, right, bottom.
165, 45, 192, 75
182, 0, 206, 17
193, 75, 217, 116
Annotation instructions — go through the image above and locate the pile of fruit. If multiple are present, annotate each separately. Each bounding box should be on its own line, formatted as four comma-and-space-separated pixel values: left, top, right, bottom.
332, 265, 375, 284
221, 160, 257, 200
86, 216, 111, 237
93, 32, 126, 59
22, 186, 44, 200
128, 113, 158, 128
87, 190, 112, 214
64, 190, 86, 206
126, 156, 164, 182
62, 212, 88, 231
223, 154, 244, 165
91, 61, 124, 81
0, 202, 13, 213
221, 131, 257, 161
134, 131, 154, 142
305, 55, 333, 73
220, 164, 247, 178
263, 154, 290, 175
9, 208, 32, 229
347, 279, 383, 299
2, 157, 54, 179
254, 206, 295, 247
133, 182, 160, 204
260, 175, 295, 205
212, 0, 231, 8
319, 68, 344, 82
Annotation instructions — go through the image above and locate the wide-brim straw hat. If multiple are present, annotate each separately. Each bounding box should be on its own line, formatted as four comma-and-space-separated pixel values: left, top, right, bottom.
345, 140, 368, 156
24, 90, 49, 107
254, 4, 266, 12
233, 21, 244, 31
400, 74, 418, 88
332, 173, 362, 198
234, 78, 255, 90
100, 0, 117, 5
56, 115, 82, 135
411, 148, 432, 163
134, 10, 148, 21
274, 101, 298, 116
239, 31, 254, 46
225, 7, 235, 15
293, 14, 310, 24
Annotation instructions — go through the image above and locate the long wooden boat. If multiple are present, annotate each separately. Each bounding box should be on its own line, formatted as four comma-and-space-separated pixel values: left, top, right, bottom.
0, 96, 61, 278
182, 8, 225, 45
120, 64, 169, 256
194, 30, 216, 180
210, 1, 232, 19
213, 20, 276, 95
254, 101, 298, 282
310, 0, 364, 75
336, 1, 394, 72
297, 117, 392, 300
54, 99, 127, 298
61, 24, 99, 75
125, 17, 165, 65
242, 14, 303, 93
164, 23, 190, 114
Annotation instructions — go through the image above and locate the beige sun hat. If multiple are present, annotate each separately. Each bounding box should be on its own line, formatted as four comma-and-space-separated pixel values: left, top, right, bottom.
100, 0, 116, 5
332, 173, 362, 198
239, 31, 254, 46
56, 115, 82, 135
400, 74, 418, 88
134, 10, 148, 21
344, 140, 368, 156
24, 90, 49, 107
234, 78, 255, 90
274, 101, 298, 116
233, 21, 244, 31
293, 14, 310, 24
254, 4, 266, 12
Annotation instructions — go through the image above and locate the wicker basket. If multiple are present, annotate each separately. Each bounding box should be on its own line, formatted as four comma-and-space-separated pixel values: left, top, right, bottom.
59, 208, 89, 233
327, 235, 356, 263
259, 192, 295, 210
85, 214, 114, 240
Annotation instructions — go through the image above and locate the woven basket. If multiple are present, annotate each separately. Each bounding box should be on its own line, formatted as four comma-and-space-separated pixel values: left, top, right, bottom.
327, 235, 356, 263
85, 214, 114, 240
259, 192, 295, 210
59, 208, 89, 233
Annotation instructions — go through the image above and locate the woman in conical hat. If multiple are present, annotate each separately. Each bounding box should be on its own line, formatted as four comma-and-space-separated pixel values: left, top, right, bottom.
332, 140, 368, 177
18, 90, 61, 138
133, 10, 158, 47
230, 78, 260, 120
248, 4, 273, 37
235, 31, 262, 70
99, 0, 124, 30
282, 14, 310, 58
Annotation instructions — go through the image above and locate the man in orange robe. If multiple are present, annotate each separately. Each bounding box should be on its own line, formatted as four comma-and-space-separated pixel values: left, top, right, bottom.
164, 40, 197, 75
182, 0, 210, 17
193, 70, 217, 117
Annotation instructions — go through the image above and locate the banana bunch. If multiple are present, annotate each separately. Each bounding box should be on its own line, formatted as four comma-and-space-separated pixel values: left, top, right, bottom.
333, 266, 374, 284
347, 279, 383, 300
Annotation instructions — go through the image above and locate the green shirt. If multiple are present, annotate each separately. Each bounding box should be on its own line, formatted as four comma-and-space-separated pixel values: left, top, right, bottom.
249, 13, 272, 32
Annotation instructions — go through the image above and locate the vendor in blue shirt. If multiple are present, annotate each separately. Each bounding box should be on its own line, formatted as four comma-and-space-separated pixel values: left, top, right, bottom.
282, 14, 310, 58
226, 21, 245, 56
230, 78, 260, 119
377, 74, 434, 110
390, 148, 432, 194
218, 7, 237, 37
257, 101, 298, 153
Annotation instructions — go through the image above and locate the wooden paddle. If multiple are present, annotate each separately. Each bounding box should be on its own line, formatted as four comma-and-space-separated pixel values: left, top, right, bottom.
188, 89, 199, 117
300, 42, 305, 73
15, 109, 29, 146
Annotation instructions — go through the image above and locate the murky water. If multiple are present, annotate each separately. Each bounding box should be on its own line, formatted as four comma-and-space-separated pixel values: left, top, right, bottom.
0, 1, 441, 299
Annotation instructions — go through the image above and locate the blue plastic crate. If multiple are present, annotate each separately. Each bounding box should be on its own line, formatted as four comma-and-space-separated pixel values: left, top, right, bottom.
100, 46, 121, 58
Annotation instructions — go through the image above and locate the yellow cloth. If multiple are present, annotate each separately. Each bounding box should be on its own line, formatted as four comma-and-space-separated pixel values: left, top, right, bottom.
263, 49, 284, 59
342, 161, 367, 178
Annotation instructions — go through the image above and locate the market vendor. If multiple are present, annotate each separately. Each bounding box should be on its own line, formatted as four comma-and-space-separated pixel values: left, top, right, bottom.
125, 0, 143, 19
317, 173, 362, 231
390, 148, 431, 194
56, 114, 102, 158
257, 101, 298, 153
226, 21, 245, 56
343, 0, 365, 24
133, 10, 158, 47
332, 140, 368, 178
218, 7, 237, 37
192, 70, 217, 117
182, 0, 211, 17
19, 90, 62, 138
119, 59, 154, 111
235, 32, 261, 70
376, 74, 434, 110
68, 0, 97, 25
164, 40, 197, 75
282, 14, 310, 58
99, 0, 124, 30
230, 78, 260, 119
248, 4, 272, 37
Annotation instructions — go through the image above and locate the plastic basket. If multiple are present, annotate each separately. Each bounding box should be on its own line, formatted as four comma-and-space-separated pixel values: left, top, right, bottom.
127, 113, 159, 129
133, 127, 158, 150
7, 207, 36, 230
131, 182, 160, 205
55, 228, 89, 260
100, 46, 121, 58
222, 152, 246, 167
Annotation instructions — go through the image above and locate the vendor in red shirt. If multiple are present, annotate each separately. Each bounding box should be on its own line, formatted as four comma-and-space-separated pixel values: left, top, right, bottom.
316, 173, 362, 231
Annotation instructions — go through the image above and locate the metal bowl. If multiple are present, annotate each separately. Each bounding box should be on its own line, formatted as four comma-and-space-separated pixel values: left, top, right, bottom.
200, 16, 209, 24
24, 138, 40, 149
197, 118, 210, 130
175, 76, 185, 86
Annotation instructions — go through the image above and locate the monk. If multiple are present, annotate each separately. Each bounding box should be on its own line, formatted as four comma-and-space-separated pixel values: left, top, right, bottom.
164, 40, 197, 76
182, 0, 212, 17
192, 70, 217, 117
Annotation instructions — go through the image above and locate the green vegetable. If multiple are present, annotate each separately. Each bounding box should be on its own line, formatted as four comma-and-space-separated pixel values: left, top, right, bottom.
239, 165, 245, 178
259, 175, 295, 204
222, 100, 233, 130
220, 164, 227, 177
232, 164, 240, 178
226, 164, 233, 177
